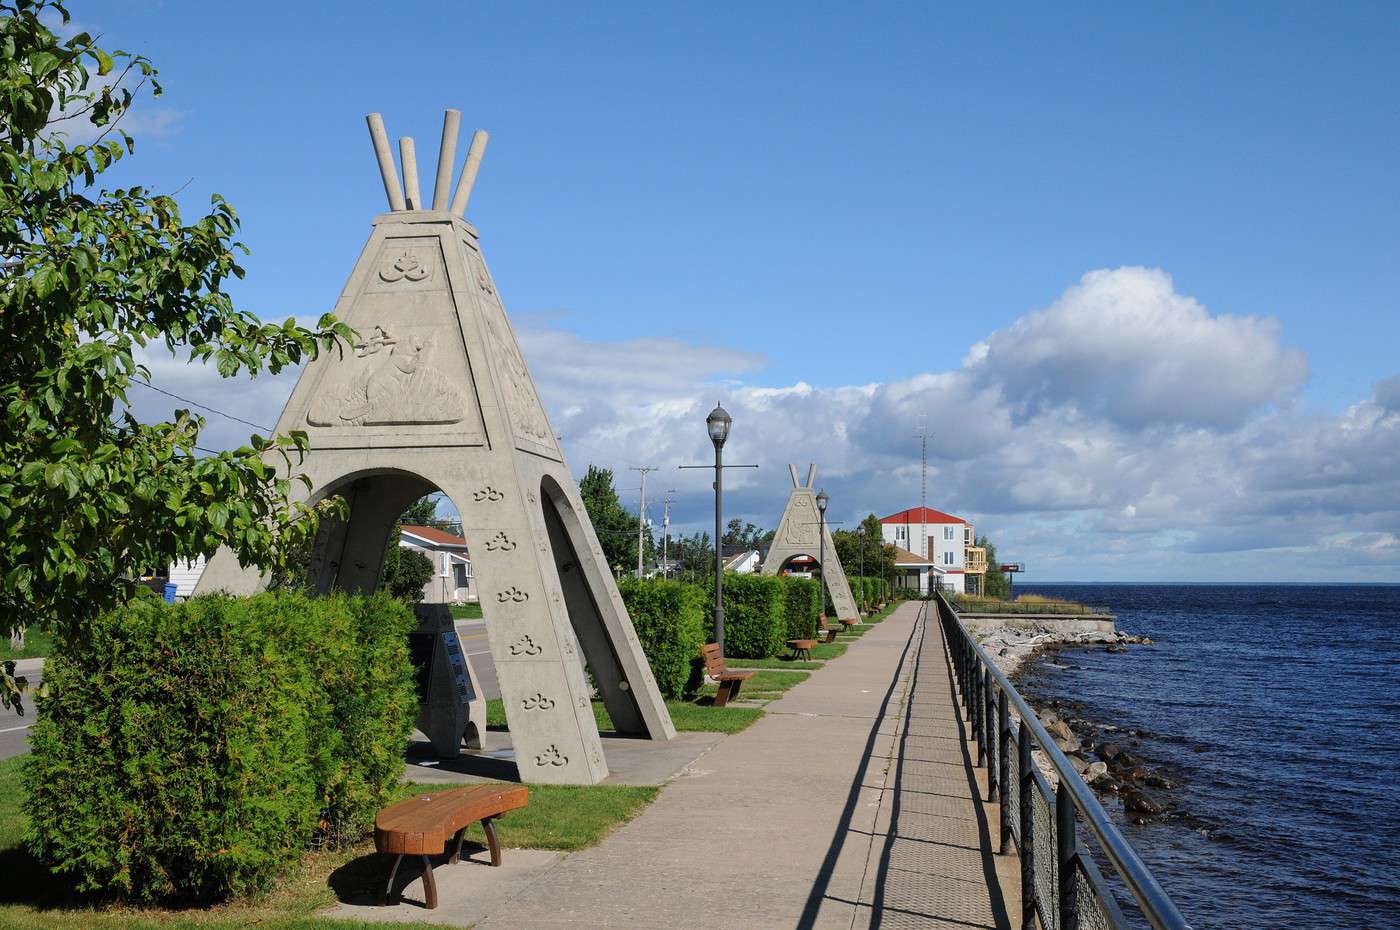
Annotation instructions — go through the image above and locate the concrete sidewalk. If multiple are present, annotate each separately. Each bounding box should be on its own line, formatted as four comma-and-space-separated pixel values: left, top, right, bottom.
329, 601, 1017, 928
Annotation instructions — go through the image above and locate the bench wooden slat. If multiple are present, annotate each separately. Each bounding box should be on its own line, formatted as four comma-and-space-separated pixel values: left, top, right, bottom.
375, 785, 529, 855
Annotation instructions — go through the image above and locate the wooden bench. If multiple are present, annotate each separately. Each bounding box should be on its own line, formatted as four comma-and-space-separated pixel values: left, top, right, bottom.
699, 642, 756, 707
786, 638, 817, 661
840, 617, 859, 631
817, 617, 840, 643
374, 784, 529, 909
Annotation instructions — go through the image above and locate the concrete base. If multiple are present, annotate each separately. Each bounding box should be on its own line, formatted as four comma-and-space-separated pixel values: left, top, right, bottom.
404, 729, 725, 787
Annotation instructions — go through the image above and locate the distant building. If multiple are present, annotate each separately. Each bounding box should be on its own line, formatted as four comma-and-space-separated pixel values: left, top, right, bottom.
879, 506, 986, 595
398, 525, 476, 604
722, 547, 761, 574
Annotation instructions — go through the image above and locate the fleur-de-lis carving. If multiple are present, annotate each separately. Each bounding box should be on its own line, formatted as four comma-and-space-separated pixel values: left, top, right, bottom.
379, 251, 431, 283
509, 634, 542, 656
521, 692, 555, 711
473, 486, 504, 502
485, 531, 516, 552
535, 745, 568, 767
497, 586, 528, 604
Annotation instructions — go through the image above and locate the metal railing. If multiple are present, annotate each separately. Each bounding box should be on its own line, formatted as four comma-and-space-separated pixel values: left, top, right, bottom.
934, 593, 1192, 930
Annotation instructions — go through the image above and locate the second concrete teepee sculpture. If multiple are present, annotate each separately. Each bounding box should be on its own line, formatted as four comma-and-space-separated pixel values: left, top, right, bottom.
196, 109, 675, 784
761, 465, 860, 621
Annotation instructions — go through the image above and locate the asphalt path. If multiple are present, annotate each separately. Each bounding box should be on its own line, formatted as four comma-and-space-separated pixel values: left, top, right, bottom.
0, 671, 38, 761
0, 619, 499, 763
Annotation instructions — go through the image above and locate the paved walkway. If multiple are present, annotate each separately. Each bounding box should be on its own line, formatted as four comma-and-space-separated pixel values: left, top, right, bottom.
332, 601, 1018, 928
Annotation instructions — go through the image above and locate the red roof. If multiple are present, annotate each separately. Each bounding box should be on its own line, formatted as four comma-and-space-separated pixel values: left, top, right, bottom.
880, 506, 965, 525
399, 524, 468, 548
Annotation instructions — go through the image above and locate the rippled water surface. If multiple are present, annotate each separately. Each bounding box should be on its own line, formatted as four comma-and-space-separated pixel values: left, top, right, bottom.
1014, 583, 1400, 929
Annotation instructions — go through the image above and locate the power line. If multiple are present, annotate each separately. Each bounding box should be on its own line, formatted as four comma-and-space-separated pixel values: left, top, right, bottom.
131, 380, 273, 433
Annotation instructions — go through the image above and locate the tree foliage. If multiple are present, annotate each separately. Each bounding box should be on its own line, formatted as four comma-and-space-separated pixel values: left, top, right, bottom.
381, 540, 433, 602
978, 534, 1010, 598
578, 465, 652, 573
0, 1, 352, 709
721, 518, 769, 553
832, 513, 896, 582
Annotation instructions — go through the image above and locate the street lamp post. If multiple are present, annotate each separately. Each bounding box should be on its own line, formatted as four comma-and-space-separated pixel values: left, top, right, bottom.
816, 488, 829, 620
858, 523, 866, 614
707, 404, 731, 654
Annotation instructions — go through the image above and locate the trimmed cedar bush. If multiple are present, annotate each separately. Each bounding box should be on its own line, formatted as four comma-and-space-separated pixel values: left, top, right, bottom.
618, 578, 706, 699
779, 575, 821, 639
24, 591, 416, 903
713, 574, 786, 658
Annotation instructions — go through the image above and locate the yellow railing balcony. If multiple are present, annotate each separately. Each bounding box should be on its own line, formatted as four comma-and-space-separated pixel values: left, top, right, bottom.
965, 547, 987, 574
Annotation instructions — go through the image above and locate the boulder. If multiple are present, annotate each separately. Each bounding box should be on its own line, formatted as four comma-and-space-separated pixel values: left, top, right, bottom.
1122, 788, 1167, 816
1097, 742, 1122, 762
1046, 719, 1073, 742
1085, 761, 1110, 783
1067, 754, 1090, 775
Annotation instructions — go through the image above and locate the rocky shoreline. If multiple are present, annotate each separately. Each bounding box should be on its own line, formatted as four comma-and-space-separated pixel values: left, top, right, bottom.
973, 623, 1185, 825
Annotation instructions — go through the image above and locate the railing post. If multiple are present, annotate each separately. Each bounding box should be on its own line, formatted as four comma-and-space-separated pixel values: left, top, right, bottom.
986, 671, 998, 800
1019, 726, 1035, 930
998, 690, 1010, 853
1057, 782, 1079, 930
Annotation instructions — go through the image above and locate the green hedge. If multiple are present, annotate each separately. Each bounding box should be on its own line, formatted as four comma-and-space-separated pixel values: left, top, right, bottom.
778, 575, 821, 639
618, 578, 706, 699
711, 574, 786, 659
24, 591, 416, 903
852, 575, 889, 607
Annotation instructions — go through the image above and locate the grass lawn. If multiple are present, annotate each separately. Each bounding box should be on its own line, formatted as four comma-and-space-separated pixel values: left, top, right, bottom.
696, 669, 808, 700
0, 628, 54, 661
448, 602, 483, 620
486, 697, 764, 736
0, 755, 654, 930
723, 657, 823, 670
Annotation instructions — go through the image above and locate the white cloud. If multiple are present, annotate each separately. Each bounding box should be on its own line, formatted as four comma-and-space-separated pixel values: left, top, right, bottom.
969, 267, 1308, 430
123, 267, 1400, 581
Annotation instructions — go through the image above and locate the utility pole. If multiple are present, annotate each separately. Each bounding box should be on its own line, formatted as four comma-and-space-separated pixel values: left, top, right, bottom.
661, 490, 677, 578
630, 465, 658, 579
915, 418, 930, 593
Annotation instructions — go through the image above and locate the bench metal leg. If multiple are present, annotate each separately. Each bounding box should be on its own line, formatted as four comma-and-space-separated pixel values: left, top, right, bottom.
381, 853, 404, 906
713, 680, 733, 708
420, 855, 438, 909
448, 826, 467, 864
482, 816, 503, 867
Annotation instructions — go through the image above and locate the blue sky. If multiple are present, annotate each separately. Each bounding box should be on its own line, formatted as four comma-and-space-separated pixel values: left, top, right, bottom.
91, 1, 1400, 581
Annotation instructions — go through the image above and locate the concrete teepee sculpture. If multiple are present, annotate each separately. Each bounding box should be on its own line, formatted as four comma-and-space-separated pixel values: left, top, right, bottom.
196, 109, 675, 784
761, 465, 860, 621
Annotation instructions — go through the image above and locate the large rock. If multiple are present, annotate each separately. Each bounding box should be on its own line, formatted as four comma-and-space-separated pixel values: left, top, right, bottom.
1085, 761, 1110, 783
1122, 788, 1167, 816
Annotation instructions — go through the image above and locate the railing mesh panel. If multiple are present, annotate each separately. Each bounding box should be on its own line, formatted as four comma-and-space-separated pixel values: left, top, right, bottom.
1075, 862, 1115, 930
1031, 786, 1057, 930
1005, 727, 1020, 842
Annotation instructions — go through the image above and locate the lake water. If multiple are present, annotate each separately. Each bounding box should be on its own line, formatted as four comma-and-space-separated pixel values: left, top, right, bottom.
1013, 583, 1400, 929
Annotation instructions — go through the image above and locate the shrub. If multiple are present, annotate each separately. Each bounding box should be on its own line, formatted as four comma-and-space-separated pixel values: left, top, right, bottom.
618, 578, 706, 699
24, 591, 416, 903
382, 545, 433, 602
778, 576, 821, 639
712, 574, 786, 658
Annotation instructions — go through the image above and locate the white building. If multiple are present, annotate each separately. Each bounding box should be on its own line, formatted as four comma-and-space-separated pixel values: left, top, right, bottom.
399, 524, 476, 604
880, 506, 983, 594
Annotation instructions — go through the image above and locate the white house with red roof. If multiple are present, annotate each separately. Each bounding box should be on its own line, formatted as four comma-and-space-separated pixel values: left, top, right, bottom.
398, 524, 476, 604
879, 506, 982, 594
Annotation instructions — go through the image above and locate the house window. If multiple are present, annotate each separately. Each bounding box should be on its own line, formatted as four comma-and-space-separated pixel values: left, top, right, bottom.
896, 526, 905, 541
453, 563, 469, 588
943, 551, 954, 565
944, 526, 954, 540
